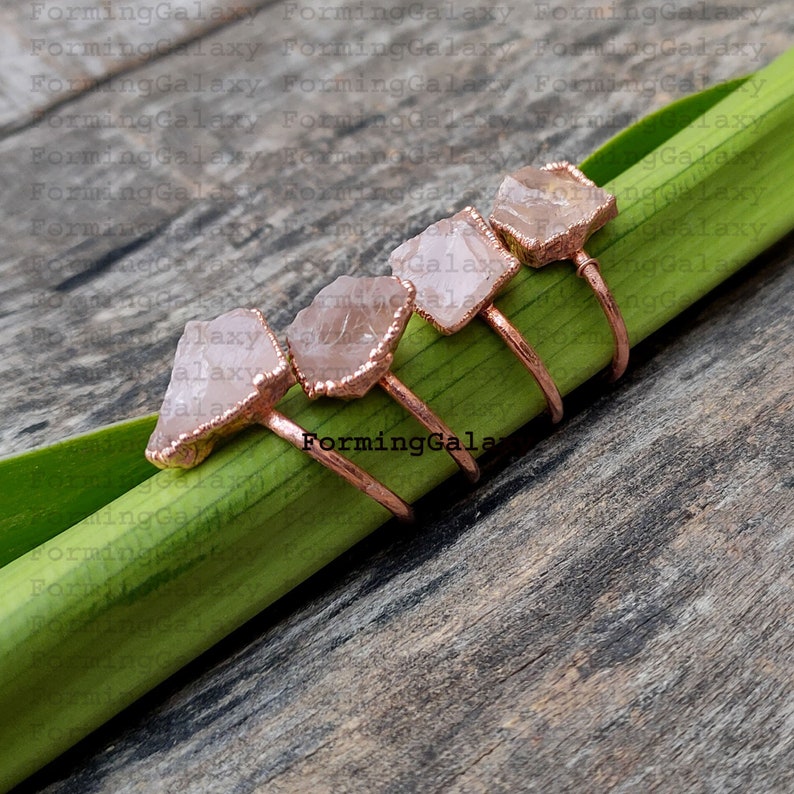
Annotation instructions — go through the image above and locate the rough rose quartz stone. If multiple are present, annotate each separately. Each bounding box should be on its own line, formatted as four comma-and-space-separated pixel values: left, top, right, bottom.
147, 308, 290, 465
389, 207, 519, 334
490, 164, 617, 265
286, 275, 413, 398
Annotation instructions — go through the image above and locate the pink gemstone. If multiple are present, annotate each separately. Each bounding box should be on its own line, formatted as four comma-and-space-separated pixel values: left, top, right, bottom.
286, 275, 414, 399
146, 308, 291, 467
389, 207, 519, 334
489, 163, 617, 266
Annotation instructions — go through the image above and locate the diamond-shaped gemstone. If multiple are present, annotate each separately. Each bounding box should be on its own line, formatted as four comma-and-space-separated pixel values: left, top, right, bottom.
389, 207, 519, 334
490, 163, 617, 266
286, 275, 414, 398
147, 308, 291, 467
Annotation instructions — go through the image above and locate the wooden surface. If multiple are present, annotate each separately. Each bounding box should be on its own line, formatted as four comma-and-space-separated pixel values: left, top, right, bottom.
2, 2, 792, 791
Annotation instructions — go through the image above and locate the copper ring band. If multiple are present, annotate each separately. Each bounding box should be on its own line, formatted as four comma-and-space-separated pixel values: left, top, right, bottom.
378, 371, 480, 483
572, 250, 630, 382
478, 303, 564, 424
262, 408, 414, 522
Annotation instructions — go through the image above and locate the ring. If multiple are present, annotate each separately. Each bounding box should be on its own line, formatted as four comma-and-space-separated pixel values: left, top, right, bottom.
389, 207, 564, 423
286, 275, 481, 483
489, 161, 630, 381
145, 308, 413, 522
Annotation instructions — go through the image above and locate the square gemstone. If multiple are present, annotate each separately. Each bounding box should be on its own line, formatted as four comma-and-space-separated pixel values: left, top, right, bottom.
389, 207, 520, 334
489, 162, 617, 266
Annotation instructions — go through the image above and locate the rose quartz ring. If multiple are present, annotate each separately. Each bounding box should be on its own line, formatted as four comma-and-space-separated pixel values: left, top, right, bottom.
489, 161, 630, 381
146, 308, 413, 522
286, 275, 480, 482
389, 207, 564, 423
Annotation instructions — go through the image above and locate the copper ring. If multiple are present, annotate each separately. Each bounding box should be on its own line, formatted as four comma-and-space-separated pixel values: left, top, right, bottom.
489, 161, 630, 381
378, 371, 480, 481
389, 206, 564, 424
286, 275, 480, 484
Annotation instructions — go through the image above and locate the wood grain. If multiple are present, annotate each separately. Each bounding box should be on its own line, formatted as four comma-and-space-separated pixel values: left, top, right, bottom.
2, 1, 792, 791
0, 0, 273, 132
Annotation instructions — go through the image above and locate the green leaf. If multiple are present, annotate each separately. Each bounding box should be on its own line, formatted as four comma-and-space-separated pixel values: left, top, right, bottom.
0, 417, 156, 569
1, 48, 794, 792
579, 75, 748, 183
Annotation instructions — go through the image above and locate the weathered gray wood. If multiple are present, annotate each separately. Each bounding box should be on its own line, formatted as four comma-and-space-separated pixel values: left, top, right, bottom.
2, 1, 792, 791
0, 0, 272, 132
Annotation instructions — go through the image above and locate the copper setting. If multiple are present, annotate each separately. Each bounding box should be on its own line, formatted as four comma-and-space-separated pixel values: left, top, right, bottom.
287, 275, 480, 482
286, 275, 416, 400
389, 207, 563, 424
145, 308, 293, 469
489, 161, 630, 380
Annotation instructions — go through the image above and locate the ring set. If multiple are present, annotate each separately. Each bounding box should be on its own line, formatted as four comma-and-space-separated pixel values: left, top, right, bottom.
146, 162, 629, 521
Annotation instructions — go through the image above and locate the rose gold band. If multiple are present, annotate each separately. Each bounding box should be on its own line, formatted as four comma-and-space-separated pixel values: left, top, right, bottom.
378, 371, 480, 483
572, 250, 630, 381
262, 408, 414, 522
478, 303, 564, 424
